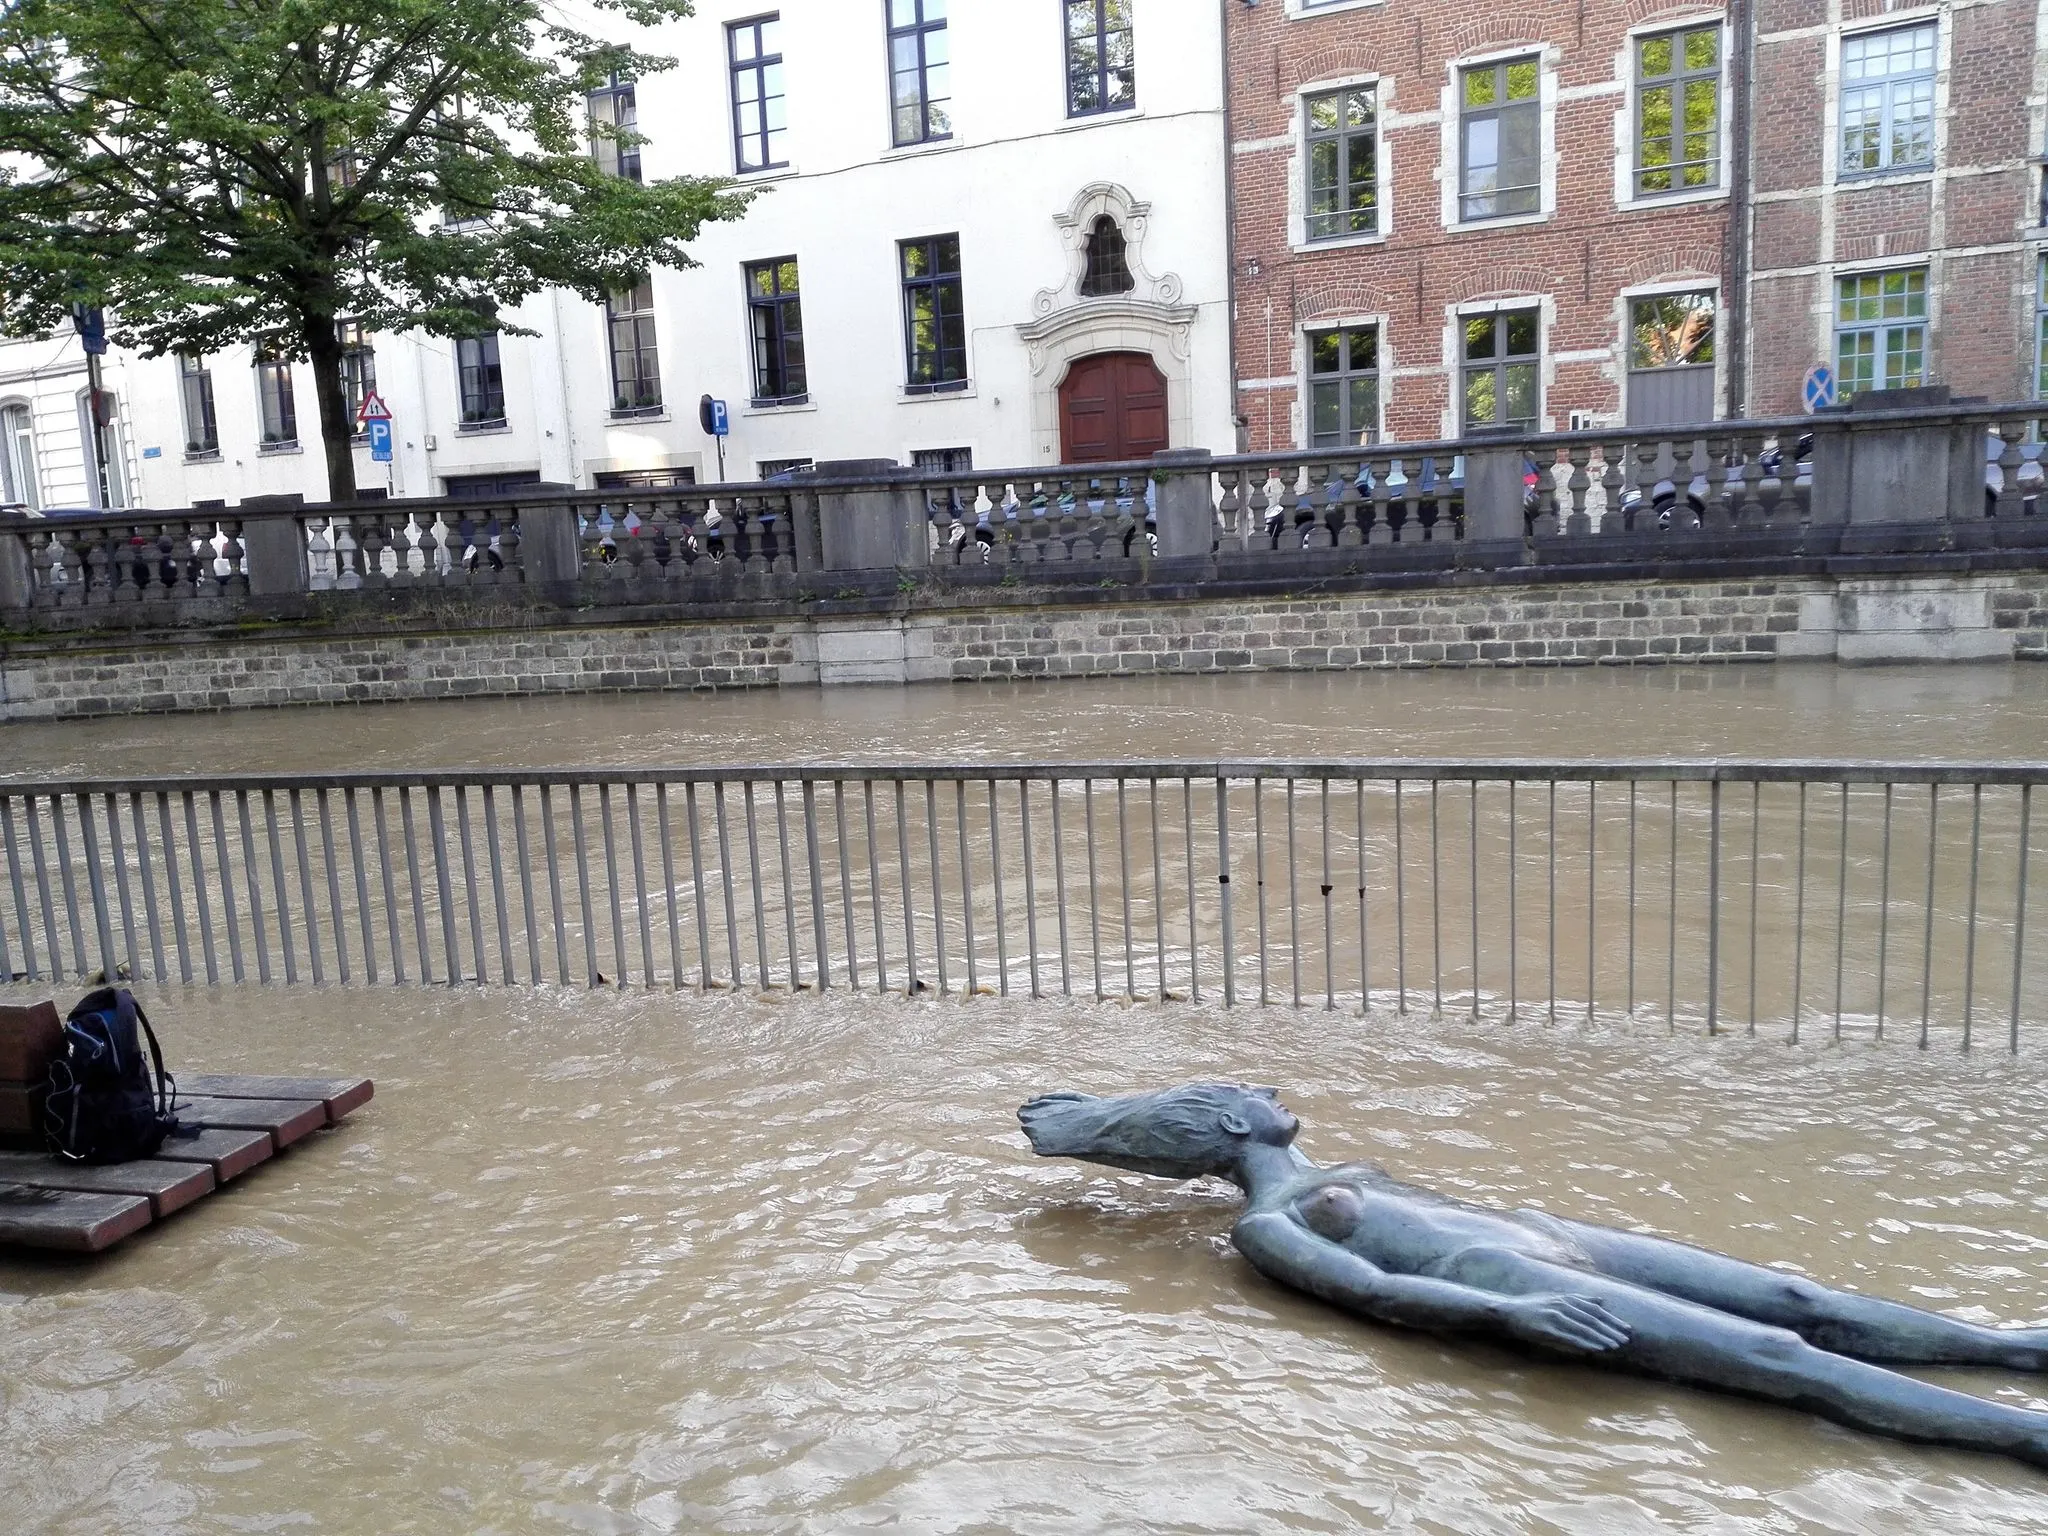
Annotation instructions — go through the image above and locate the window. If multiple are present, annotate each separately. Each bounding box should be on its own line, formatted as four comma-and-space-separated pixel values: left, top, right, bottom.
887, 0, 951, 147
606, 281, 663, 417
729, 16, 787, 173
759, 457, 813, 479
442, 471, 541, 499
2037, 258, 2048, 399
912, 447, 973, 472
1079, 215, 1135, 296
0, 403, 37, 509
588, 70, 641, 182
745, 258, 807, 404
1459, 57, 1541, 221
595, 468, 697, 489
178, 354, 219, 457
1834, 268, 1926, 398
1635, 24, 1720, 196
1306, 326, 1379, 448
254, 340, 298, 447
1305, 86, 1378, 241
457, 331, 507, 427
1629, 293, 1716, 370
1462, 307, 1539, 433
900, 234, 968, 389
437, 92, 489, 226
1065, 0, 1135, 118
1840, 24, 1935, 176
337, 321, 376, 434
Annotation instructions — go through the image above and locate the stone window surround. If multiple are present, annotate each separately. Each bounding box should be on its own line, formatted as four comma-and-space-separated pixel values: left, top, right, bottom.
1609, 10, 1732, 215
1821, 11, 1950, 191
1291, 311, 1389, 451
1290, 73, 1395, 254
1613, 277, 1726, 430
1444, 294, 1552, 438
1437, 43, 1559, 235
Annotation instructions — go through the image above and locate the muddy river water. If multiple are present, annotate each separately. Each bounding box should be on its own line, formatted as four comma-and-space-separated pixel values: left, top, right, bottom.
5, 668, 2048, 1531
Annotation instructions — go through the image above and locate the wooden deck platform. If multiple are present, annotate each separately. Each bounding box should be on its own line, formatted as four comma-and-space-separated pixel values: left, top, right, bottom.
0, 1073, 372, 1253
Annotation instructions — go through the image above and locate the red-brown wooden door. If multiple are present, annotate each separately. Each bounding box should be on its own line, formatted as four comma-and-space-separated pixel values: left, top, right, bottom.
1058, 351, 1170, 462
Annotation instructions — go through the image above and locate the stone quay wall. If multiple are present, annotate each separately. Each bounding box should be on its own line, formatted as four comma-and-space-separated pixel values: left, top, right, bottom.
4, 571, 2045, 723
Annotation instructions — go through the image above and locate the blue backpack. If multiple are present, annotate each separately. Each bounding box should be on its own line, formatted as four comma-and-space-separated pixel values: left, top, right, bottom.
42, 988, 179, 1164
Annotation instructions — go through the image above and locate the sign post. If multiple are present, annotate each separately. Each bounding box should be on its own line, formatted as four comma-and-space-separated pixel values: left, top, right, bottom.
70, 304, 112, 509
699, 394, 730, 482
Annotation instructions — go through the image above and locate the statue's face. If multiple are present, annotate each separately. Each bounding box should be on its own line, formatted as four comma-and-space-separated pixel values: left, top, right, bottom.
1223, 1086, 1299, 1146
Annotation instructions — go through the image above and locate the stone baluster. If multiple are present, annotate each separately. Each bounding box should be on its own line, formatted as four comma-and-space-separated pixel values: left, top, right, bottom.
1565, 445, 1593, 534
1526, 454, 1559, 540
1992, 419, 2028, 520
303, 516, 333, 590
1335, 462, 1365, 547
1632, 441, 1663, 533
1361, 455, 1389, 545
80, 523, 115, 605
1595, 443, 1626, 533
1214, 468, 1242, 551
216, 520, 247, 595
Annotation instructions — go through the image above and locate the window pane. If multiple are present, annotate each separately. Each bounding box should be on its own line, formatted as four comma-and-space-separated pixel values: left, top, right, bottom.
1685, 28, 1718, 69
1463, 66, 1496, 107
1465, 369, 1498, 429
1347, 329, 1376, 371
1503, 362, 1537, 425
1505, 59, 1538, 100
1311, 381, 1340, 443
1639, 35, 1673, 76
1504, 309, 1538, 356
1464, 314, 1497, 361
1310, 331, 1341, 374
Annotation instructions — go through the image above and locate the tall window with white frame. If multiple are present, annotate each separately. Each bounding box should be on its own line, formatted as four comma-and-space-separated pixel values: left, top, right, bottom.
588, 70, 641, 182
729, 16, 787, 173
337, 321, 376, 433
901, 234, 968, 391
0, 402, 36, 509
1064, 0, 1134, 118
1834, 268, 1926, 398
254, 340, 298, 448
1840, 23, 1935, 176
2037, 257, 2048, 398
178, 353, 219, 457
1462, 308, 1539, 433
1635, 24, 1720, 196
1306, 326, 1379, 448
887, 0, 951, 147
745, 258, 806, 404
1305, 86, 1378, 241
606, 281, 662, 417
457, 330, 507, 427
1459, 57, 1541, 221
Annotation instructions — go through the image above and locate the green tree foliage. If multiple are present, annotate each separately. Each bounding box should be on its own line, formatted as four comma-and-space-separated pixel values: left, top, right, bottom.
0, 0, 752, 500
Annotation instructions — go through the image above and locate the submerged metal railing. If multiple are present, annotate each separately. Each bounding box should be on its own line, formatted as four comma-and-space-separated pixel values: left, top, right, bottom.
0, 762, 2040, 1046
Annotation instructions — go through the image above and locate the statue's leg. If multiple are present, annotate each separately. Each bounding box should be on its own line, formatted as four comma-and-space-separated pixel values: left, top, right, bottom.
1431, 1247, 2048, 1469
1551, 1219, 2048, 1369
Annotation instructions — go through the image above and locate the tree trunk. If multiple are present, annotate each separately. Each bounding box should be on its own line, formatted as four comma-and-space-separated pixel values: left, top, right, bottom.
304, 327, 358, 504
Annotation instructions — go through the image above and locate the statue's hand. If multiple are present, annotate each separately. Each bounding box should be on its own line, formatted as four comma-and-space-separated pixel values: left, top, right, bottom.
1499, 1294, 1632, 1355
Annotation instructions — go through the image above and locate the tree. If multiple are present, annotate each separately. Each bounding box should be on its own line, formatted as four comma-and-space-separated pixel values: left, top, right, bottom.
0, 0, 752, 501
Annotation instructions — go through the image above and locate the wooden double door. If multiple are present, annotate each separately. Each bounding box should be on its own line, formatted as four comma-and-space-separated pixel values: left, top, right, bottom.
1058, 351, 1169, 463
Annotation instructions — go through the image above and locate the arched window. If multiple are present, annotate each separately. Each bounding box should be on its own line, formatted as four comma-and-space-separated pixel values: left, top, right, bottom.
1079, 215, 1135, 297
0, 401, 38, 510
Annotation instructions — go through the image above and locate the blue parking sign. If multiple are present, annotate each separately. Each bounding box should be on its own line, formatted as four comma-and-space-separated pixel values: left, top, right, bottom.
1802, 364, 1837, 414
367, 418, 393, 462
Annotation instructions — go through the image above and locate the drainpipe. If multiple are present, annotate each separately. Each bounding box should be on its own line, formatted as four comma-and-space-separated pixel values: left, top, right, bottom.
1724, 0, 1755, 420
1218, 0, 1245, 452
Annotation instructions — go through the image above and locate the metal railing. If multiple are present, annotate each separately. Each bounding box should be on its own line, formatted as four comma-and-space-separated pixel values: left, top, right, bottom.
1, 761, 2040, 1047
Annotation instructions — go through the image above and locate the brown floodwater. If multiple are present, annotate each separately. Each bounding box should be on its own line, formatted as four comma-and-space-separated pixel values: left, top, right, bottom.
4, 667, 2048, 1532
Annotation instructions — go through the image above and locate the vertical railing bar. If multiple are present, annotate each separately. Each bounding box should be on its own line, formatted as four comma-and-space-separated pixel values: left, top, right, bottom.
25, 796, 65, 981
1357, 778, 1368, 1011
599, 784, 628, 990
1252, 779, 1268, 1006
803, 781, 829, 990
1429, 780, 1442, 1015
317, 789, 350, 985
1919, 783, 1939, 1050
0, 796, 34, 981
744, 781, 771, 992
834, 781, 859, 990
451, 786, 483, 985
103, 794, 139, 983
1217, 776, 1236, 1007
896, 779, 919, 995
1586, 782, 1597, 1024
569, 783, 598, 988
1321, 779, 1335, 1011
373, 787, 407, 984
512, 787, 542, 986
1876, 783, 1894, 1041
1545, 780, 1556, 1026
656, 784, 681, 989
428, 786, 461, 986
264, 789, 299, 985
1666, 782, 1677, 1034
1834, 783, 1850, 1043
1019, 779, 1040, 999
1507, 781, 1517, 1023
1049, 778, 1071, 998
238, 791, 273, 984
1626, 782, 1637, 1016
988, 778, 1009, 997
628, 783, 656, 990
1962, 783, 1983, 1050
863, 780, 887, 994
290, 788, 323, 986
61, 795, 98, 980
1084, 778, 1101, 1000
209, 790, 241, 983
345, 790, 377, 986
482, 786, 513, 985
1706, 780, 1721, 1036
956, 779, 977, 996
1745, 781, 1761, 1035
1117, 778, 1135, 1000
155, 792, 189, 983
175, 791, 207, 984
684, 782, 713, 989
2011, 783, 2031, 1054
539, 784, 570, 986
1185, 778, 1202, 1005
1469, 779, 1480, 1018
1791, 782, 1808, 1044
1149, 778, 1167, 1002
1393, 780, 1407, 1014
714, 782, 743, 992
1285, 778, 1301, 1008
778, 781, 803, 992
927, 781, 949, 995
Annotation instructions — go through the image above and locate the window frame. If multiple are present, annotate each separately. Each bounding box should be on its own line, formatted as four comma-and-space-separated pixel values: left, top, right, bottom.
1832, 266, 1928, 400
1631, 22, 1723, 200
1303, 82, 1381, 244
606, 280, 663, 418
253, 339, 299, 449
456, 330, 508, 429
336, 320, 376, 439
1455, 54, 1543, 225
728, 15, 789, 175
588, 69, 642, 183
745, 257, 808, 406
899, 233, 969, 392
1079, 215, 1136, 297
1459, 303, 1542, 435
2036, 255, 2048, 400
177, 353, 220, 458
1063, 0, 1136, 120
886, 0, 952, 148
1303, 323, 1383, 450
1837, 21, 1938, 180
0, 400, 38, 509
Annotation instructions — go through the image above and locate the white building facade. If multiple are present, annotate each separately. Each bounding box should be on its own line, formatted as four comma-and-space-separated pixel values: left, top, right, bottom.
3, 1, 1232, 510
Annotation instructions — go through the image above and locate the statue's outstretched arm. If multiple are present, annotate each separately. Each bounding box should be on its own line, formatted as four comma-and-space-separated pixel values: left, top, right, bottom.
1231, 1211, 1632, 1355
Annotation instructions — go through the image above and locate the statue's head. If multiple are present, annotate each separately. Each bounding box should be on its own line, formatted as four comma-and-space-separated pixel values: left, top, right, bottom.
1017, 1082, 1299, 1180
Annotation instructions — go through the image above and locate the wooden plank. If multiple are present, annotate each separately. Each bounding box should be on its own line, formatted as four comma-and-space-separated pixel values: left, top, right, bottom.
0, 1182, 153, 1252
174, 1096, 327, 1150
176, 1074, 374, 1124
0, 1001, 61, 1080
0, 1152, 214, 1218
153, 1127, 274, 1183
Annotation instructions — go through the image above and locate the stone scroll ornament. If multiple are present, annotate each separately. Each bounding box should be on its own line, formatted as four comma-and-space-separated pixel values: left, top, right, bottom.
1019, 1083, 2048, 1471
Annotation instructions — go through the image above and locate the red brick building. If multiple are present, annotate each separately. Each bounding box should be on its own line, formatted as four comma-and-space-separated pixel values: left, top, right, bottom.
1224, 0, 2046, 453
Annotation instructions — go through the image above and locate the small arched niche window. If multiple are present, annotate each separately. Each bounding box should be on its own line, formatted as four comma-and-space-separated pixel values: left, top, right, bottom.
1079, 214, 1135, 297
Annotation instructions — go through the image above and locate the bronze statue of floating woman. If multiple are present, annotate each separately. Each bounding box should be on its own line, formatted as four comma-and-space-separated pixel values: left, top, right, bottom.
1019, 1082, 2048, 1471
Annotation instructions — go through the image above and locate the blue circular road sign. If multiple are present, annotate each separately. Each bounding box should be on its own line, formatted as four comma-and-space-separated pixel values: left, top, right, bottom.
1802, 364, 1837, 413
